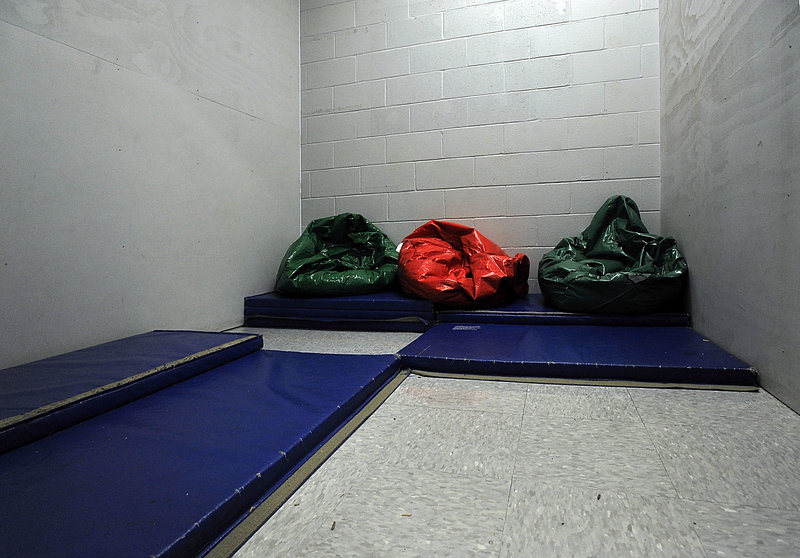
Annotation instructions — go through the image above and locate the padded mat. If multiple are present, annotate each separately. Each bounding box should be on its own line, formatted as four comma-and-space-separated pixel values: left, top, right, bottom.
244, 291, 434, 331
398, 324, 755, 387
0, 330, 261, 453
0, 350, 400, 558
436, 294, 690, 326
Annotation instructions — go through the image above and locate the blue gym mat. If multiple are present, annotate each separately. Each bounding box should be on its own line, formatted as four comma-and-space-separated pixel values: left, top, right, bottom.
0, 349, 401, 558
0, 330, 261, 454
398, 323, 756, 387
244, 290, 435, 331
436, 294, 690, 326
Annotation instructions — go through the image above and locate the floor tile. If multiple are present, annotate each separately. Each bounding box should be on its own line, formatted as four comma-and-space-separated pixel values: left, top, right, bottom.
525, 384, 641, 422
682, 499, 800, 557
514, 415, 677, 497
234, 454, 366, 557
630, 387, 800, 435
499, 479, 706, 558
228, 327, 421, 354
386, 374, 528, 414
335, 404, 522, 480
646, 422, 800, 509
297, 463, 509, 557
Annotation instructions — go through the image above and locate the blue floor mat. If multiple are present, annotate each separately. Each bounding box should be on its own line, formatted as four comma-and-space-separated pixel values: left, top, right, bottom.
0, 330, 261, 453
436, 294, 690, 326
0, 349, 400, 557
244, 291, 434, 332
398, 323, 755, 386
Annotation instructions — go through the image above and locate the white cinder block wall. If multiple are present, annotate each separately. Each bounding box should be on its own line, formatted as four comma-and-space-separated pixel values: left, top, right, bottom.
300, 0, 661, 291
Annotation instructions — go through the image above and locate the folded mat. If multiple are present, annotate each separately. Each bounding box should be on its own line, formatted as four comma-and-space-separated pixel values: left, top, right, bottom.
0, 330, 262, 454
244, 290, 435, 332
398, 323, 755, 387
436, 293, 690, 326
0, 350, 401, 557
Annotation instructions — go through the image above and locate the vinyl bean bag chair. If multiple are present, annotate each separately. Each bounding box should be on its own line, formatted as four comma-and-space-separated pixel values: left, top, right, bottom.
275, 213, 398, 296
398, 220, 530, 307
537, 196, 688, 314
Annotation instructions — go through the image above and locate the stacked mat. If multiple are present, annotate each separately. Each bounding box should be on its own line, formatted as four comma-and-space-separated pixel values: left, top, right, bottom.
0, 332, 401, 557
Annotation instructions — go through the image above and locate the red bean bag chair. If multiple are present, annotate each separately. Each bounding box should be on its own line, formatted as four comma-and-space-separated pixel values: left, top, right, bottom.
398, 220, 530, 307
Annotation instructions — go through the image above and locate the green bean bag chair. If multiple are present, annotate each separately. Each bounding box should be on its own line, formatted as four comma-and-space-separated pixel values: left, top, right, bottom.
537, 196, 688, 314
275, 213, 398, 296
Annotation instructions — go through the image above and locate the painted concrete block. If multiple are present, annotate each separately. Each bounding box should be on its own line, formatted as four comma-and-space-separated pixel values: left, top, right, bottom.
388, 190, 445, 220
530, 19, 604, 58
302, 34, 336, 63
361, 162, 416, 193
301, 142, 335, 171
638, 111, 660, 144
410, 98, 471, 131
336, 23, 388, 56
306, 112, 358, 143
604, 144, 660, 179
387, 130, 443, 162
571, 0, 639, 20
443, 125, 504, 157
468, 92, 531, 125
302, 197, 336, 225
416, 157, 475, 189
302, 88, 334, 116
356, 0, 410, 26
605, 10, 659, 49
506, 183, 572, 216
444, 3, 504, 38
334, 80, 386, 112
572, 46, 641, 85
357, 106, 411, 137
504, 0, 569, 30
444, 64, 505, 98
356, 48, 410, 81
532, 84, 605, 119
410, 39, 467, 73
310, 167, 361, 196
387, 72, 443, 105
335, 193, 389, 221
467, 29, 529, 65
388, 13, 443, 48
334, 137, 387, 167
305, 57, 357, 89
505, 56, 570, 91
446, 186, 506, 218
304, 2, 356, 35
606, 77, 660, 112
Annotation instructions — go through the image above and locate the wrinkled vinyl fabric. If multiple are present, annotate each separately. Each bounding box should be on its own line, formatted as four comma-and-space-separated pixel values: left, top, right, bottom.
275, 213, 398, 296
398, 220, 530, 307
538, 196, 687, 314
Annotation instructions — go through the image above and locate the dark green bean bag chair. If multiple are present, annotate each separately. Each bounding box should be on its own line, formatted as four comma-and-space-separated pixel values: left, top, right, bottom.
537, 196, 687, 314
275, 213, 398, 297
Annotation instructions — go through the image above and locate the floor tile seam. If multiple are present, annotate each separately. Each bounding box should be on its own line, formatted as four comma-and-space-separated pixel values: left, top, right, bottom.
375, 399, 528, 418
633, 406, 685, 501
333, 452, 517, 485
498, 390, 530, 558
678, 494, 800, 514
522, 411, 644, 423
508, 473, 681, 501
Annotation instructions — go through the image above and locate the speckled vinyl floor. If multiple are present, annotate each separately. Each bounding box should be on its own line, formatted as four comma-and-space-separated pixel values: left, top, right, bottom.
228, 328, 800, 557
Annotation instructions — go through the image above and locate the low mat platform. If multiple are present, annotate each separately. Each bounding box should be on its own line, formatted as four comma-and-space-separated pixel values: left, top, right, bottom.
0, 348, 400, 558
0, 330, 261, 454
244, 291, 434, 332
399, 323, 756, 388
436, 294, 690, 326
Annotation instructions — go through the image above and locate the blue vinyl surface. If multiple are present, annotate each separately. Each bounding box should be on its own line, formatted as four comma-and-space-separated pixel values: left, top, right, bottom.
0, 350, 400, 557
398, 323, 755, 386
244, 291, 434, 331
436, 294, 690, 326
0, 330, 261, 454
